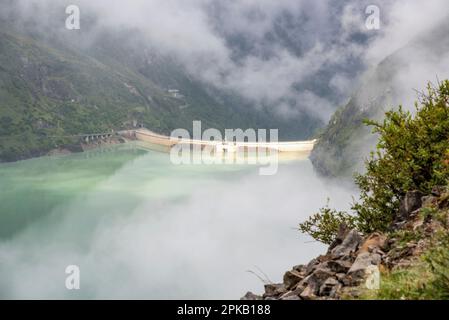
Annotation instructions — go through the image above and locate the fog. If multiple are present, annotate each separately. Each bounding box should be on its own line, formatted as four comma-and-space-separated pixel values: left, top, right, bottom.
4, 0, 449, 122
0, 153, 354, 299
4, 0, 449, 121
1, 0, 449, 299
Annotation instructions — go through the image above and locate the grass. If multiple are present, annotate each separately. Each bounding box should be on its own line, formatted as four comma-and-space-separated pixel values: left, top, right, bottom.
360, 232, 449, 300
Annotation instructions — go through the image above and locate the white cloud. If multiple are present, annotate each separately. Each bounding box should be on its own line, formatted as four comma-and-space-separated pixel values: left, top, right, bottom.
6, 0, 449, 120
0, 155, 354, 299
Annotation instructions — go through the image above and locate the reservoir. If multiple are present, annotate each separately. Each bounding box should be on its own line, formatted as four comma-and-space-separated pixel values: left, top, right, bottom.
0, 144, 352, 299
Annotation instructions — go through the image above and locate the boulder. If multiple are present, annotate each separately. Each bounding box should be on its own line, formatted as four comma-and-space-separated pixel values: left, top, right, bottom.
326, 259, 353, 273
398, 190, 423, 220
299, 284, 317, 300
299, 267, 335, 296
328, 223, 350, 252
319, 277, 341, 297
264, 297, 277, 301
331, 229, 363, 258
348, 252, 381, 283
279, 289, 301, 300
335, 272, 353, 287
263, 283, 286, 298
311, 267, 336, 284
241, 291, 263, 300
305, 258, 320, 274
283, 270, 304, 290
279, 278, 308, 299
282, 295, 301, 300
292, 264, 307, 275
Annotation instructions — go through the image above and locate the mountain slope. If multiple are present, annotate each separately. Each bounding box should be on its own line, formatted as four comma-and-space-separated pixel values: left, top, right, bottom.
311, 19, 449, 177
0, 27, 320, 162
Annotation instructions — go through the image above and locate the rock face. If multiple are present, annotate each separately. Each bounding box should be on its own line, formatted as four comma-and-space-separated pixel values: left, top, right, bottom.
242, 229, 374, 300
283, 270, 304, 290
397, 191, 423, 221
348, 252, 382, 284
263, 283, 286, 298
241, 291, 263, 300
241, 188, 449, 300
330, 230, 363, 258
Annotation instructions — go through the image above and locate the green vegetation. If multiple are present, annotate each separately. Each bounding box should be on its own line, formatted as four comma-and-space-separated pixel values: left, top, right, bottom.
0, 28, 321, 162
300, 80, 449, 243
297, 204, 356, 244
360, 232, 449, 300
311, 18, 449, 179
300, 80, 449, 300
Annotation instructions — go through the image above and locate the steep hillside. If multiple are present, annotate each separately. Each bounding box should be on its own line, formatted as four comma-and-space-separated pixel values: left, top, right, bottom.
311, 19, 449, 177
244, 80, 449, 300
0, 27, 320, 162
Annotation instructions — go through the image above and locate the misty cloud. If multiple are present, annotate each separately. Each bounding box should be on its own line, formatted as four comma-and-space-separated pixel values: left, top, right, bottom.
0, 154, 354, 299
5, 0, 449, 121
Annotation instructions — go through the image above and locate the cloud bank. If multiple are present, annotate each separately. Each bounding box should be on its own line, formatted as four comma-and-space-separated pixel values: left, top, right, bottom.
5, 0, 449, 121
0, 154, 354, 299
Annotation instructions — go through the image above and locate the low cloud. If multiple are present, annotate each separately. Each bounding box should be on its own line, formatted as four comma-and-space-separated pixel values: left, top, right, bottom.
0, 155, 354, 299
4, 0, 449, 120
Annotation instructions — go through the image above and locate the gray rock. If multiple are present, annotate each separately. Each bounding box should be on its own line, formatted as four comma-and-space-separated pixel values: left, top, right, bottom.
340, 275, 352, 286
335, 273, 346, 282
299, 284, 317, 300
241, 291, 263, 300
305, 258, 320, 274
292, 264, 307, 275
279, 280, 307, 300
348, 252, 381, 282
300, 267, 335, 296
281, 295, 301, 300
311, 267, 335, 283
398, 190, 423, 220
319, 277, 340, 297
328, 283, 342, 298
283, 270, 304, 290
326, 259, 353, 273
331, 229, 363, 257
328, 223, 350, 252
263, 283, 286, 297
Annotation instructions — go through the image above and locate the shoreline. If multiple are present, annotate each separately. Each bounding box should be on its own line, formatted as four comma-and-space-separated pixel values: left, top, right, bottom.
0, 136, 131, 164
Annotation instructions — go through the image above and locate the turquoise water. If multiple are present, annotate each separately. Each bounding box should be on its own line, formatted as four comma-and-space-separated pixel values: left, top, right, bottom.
0, 144, 351, 299
0, 145, 249, 239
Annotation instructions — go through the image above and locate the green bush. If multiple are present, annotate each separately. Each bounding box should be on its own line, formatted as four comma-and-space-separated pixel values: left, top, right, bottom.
298, 204, 357, 244
300, 80, 449, 244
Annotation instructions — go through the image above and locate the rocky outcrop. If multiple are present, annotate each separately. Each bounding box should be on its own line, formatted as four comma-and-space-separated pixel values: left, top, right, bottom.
242, 189, 449, 300
242, 228, 381, 300
396, 191, 424, 223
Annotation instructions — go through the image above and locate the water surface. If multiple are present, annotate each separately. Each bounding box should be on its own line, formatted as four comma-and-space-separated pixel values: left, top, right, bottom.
0, 144, 352, 299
